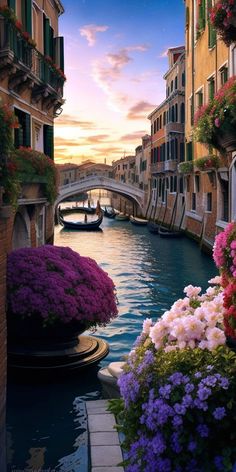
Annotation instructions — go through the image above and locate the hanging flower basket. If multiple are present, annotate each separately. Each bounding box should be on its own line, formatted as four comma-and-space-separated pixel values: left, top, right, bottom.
210, 1, 236, 46
194, 77, 236, 152
178, 161, 194, 174
194, 155, 221, 171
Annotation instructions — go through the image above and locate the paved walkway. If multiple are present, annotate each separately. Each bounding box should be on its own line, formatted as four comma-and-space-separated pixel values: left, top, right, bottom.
86, 399, 124, 472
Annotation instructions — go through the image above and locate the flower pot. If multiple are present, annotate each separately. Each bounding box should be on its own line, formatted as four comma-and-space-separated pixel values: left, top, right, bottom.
7, 313, 89, 349
216, 131, 236, 152
20, 183, 42, 200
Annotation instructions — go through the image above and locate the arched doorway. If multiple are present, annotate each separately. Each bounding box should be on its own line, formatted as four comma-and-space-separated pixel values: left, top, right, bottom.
12, 211, 30, 250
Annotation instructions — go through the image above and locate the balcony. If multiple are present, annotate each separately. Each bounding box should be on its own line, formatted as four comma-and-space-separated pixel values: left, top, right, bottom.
0, 17, 65, 115
150, 162, 165, 174
164, 160, 177, 172
165, 122, 184, 136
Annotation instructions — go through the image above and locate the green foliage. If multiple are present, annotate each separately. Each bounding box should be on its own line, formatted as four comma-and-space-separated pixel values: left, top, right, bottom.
178, 161, 194, 174
194, 154, 221, 171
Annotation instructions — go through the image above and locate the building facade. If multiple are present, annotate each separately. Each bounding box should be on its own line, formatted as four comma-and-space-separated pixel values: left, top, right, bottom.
0, 1, 65, 469
184, 0, 233, 249
148, 46, 185, 227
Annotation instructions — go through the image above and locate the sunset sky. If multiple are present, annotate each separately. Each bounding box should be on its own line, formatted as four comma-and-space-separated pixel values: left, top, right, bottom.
54, 0, 185, 165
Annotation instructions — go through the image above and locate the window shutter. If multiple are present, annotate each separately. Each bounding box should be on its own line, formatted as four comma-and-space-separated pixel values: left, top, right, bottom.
208, 0, 216, 48
44, 15, 50, 56
14, 128, 23, 148
24, 113, 31, 147
49, 26, 54, 60
8, 0, 15, 10
25, 0, 32, 35
199, 0, 206, 30
54, 36, 64, 71
44, 125, 54, 160
186, 141, 193, 161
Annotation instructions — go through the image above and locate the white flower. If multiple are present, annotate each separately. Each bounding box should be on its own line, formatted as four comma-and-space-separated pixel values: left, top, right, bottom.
142, 318, 153, 335
183, 285, 202, 298
208, 276, 222, 285
206, 327, 226, 350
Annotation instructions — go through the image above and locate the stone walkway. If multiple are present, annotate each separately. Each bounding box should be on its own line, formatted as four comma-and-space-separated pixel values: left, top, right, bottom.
86, 399, 124, 472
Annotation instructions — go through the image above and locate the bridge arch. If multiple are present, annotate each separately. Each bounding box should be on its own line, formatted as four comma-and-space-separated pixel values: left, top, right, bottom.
55, 176, 146, 215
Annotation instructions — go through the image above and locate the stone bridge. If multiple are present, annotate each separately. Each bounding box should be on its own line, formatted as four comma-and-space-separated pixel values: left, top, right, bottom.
55, 176, 146, 214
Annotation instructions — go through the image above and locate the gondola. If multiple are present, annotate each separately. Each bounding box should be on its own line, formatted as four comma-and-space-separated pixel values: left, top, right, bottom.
130, 216, 148, 226
104, 207, 116, 218
59, 212, 103, 230
115, 213, 130, 221
147, 222, 160, 234
158, 226, 183, 238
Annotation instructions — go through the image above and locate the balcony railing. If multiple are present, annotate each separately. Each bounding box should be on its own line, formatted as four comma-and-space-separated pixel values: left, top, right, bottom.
150, 162, 165, 174
164, 160, 177, 172
0, 17, 64, 96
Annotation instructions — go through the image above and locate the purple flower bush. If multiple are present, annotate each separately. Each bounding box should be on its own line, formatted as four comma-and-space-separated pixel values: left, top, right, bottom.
109, 341, 236, 471
7, 245, 118, 328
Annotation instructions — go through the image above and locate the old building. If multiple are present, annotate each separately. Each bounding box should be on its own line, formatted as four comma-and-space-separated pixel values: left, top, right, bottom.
0, 1, 65, 469
148, 46, 185, 227
56, 163, 78, 186
184, 0, 231, 249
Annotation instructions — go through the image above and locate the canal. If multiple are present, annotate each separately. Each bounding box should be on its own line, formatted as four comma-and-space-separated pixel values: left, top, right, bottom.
7, 208, 216, 471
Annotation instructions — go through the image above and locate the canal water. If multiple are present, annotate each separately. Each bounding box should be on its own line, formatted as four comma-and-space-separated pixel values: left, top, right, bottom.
7, 203, 216, 471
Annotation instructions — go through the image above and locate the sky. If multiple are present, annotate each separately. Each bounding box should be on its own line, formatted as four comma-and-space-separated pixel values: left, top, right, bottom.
54, 0, 185, 165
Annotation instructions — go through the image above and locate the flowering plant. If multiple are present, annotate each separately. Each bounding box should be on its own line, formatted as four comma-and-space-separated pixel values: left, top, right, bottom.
194, 77, 236, 151
213, 222, 236, 338
178, 161, 194, 174
114, 347, 236, 472
7, 245, 118, 328
8, 147, 59, 203
0, 5, 37, 49
194, 154, 221, 171
138, 281, 225, 353
210, 0, 236, 46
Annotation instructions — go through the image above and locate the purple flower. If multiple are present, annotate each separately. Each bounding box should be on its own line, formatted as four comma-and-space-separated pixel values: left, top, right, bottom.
213, 407, 226, 420
214, 456, 224, 471
197, 386, 211, 401
159, 384, 172, 399
197, 424, 209, 438
188, 440, 197, 452
215, 117, 221, 128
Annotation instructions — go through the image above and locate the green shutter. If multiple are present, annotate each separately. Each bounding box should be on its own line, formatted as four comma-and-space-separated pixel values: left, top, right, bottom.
26, 0, 32, 35
208, 0, 216, 48
49, 26, 54, 59
8, 0, 15, 10
186, 142, 193, 161
44, 125, 54, 160
44, 16, 50, 56
199, 0, 206, 30
24, 113, 31, 147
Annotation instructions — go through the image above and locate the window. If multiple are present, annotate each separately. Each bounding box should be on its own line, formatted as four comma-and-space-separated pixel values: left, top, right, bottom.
175, 76, 178, 89
159, 179, 162, 197
163, 111, 166, 126
208, 77, 215, 101
151, 124, 153, 136
220, 66, 228, 86
180, 103, 185, 123
208, 0, 216, 48
221, 179, 229, 222
171, 80, 173, 92
190, 95, 194, 125
206, 192, 212, 212
14, 109, 31, 148
198, 0, 206, 31
159, 115, 162, 129
195, 175, 200, 193
196, 88, 204, 107
180, 142, 185, 162
44, 125, 54, 159
192, 193, 196, 211
170, 176, 173, 192
186, 141, 193, 161
182, 72, 185, 87
175, 104, 178, 122
232, 46, 236, 75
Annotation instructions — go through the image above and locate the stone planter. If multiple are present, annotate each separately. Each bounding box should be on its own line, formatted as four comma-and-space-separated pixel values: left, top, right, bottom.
216, 131, 236, 153
7, 314, 109, 373
0, 205, 12, 219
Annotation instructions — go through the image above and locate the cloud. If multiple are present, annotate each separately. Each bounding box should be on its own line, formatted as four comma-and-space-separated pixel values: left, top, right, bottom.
92, 45, 149, 111
79, 24, 109, 46
55, 135, 111, 149
55, 114, 96, 129
91, 146, 125, 156
120, 131, 147, 142
127, 101, 156, 120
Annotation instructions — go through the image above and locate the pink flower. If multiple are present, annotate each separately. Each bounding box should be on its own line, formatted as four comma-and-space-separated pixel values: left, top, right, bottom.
214, 117, 221, 127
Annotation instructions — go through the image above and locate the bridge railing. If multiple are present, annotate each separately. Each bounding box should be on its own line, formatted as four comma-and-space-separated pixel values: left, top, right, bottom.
59, 176, 145, 197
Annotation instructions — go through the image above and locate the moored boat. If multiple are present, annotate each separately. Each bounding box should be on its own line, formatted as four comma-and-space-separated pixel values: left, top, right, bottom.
115, 213, 130, 221
158, 226, 183, 238
130, 216, 148, 226
147, 222, 160, 234
104, 207, 116, 218
59, 212, 103, 230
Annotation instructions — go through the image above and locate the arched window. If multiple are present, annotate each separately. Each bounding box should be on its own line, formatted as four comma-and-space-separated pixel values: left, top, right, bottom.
175, 103, 178, 122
